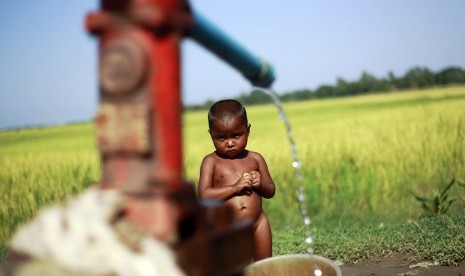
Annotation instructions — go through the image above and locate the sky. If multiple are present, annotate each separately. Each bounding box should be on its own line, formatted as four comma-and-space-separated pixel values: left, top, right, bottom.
0, 1, 464, 129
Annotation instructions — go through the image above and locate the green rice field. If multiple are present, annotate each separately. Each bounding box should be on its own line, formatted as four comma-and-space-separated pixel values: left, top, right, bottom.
1, 85, 465, 261
185, 85, 465, 227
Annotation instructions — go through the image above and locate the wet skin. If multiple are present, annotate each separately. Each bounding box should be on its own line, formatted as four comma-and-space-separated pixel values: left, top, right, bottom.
198, 116, 276, 260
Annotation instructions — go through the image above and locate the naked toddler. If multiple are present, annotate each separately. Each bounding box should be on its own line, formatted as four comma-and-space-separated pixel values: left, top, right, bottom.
198, 99, 276, 261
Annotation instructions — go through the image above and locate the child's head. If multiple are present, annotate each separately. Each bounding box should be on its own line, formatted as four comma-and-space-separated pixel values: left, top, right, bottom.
207, 99, 251, 158
208, 99, 248, 129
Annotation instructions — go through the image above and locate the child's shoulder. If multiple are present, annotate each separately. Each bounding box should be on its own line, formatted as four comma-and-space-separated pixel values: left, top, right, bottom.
247, 150, 265, 160
202, 151, 215, 158
201, 152, 218, 162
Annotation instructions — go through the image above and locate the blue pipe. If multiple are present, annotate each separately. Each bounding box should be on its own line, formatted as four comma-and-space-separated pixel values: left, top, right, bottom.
189, 11, 276, 88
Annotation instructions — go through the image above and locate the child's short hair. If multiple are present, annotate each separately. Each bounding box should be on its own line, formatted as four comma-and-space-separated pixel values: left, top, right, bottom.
208, 99, 248, 129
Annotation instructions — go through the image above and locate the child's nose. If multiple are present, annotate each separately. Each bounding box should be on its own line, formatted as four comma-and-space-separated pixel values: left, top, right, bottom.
227, 139, 234, 147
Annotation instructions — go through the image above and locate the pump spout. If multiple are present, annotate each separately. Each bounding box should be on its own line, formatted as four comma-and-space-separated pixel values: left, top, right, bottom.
189, 11, 275, 88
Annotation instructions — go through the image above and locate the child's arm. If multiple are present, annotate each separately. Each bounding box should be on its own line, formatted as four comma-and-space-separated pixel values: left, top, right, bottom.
250, 153, 276, 199
198, 155, 252, 200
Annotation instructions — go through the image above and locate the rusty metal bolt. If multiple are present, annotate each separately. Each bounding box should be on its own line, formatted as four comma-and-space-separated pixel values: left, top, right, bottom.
99, 39, 148, 95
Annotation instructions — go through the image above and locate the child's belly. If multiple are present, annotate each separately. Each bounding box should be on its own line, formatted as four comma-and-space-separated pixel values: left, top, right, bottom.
224, 192, 262, 221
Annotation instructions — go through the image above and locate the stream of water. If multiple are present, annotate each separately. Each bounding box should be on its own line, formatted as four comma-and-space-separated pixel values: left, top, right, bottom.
259, 88, 323, 275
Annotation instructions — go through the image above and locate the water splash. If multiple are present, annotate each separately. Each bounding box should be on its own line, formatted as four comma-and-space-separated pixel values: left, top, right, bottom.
258, 87, 316, 256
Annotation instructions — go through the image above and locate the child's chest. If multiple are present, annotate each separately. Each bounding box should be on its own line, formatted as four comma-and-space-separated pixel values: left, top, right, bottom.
213, 157, 258, 184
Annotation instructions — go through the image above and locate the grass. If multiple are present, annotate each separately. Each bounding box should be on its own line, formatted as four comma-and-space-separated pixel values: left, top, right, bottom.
274, 212, 465, 265
1, 85, 465, 264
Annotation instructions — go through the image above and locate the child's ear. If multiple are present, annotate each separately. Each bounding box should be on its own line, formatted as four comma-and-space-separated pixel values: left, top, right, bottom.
208, 129, 211, 134
247, 123, 251, 133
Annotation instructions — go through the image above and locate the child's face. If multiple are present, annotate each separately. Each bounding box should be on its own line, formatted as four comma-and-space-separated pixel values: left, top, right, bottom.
209, 116, 250, 158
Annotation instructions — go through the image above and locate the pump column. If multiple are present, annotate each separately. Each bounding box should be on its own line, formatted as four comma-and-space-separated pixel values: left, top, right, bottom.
86, 0, 191, 242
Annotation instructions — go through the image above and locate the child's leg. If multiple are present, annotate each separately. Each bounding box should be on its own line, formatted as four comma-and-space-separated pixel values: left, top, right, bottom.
252, 210, 272, 261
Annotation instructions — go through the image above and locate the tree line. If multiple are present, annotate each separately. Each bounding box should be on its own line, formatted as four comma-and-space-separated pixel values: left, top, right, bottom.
185, 65, 465, 110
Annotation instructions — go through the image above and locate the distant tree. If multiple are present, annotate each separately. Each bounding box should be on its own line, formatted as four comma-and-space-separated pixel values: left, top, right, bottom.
315, 85, 336, 98
280, 89, 313, 102
335, 77, 349, 96
387, 71, 398, 90
356, 71, 392, 93
236, 89, 271, 105
435, 66, 465, 84
401, 66, 435, 89
357, 71, 376, 93
183, 98, 215, 111
203, 99, 215, 109
184, 65, 465, 109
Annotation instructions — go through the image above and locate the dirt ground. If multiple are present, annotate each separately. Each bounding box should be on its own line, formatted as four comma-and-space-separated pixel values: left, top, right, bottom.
340, 254, 465, 276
